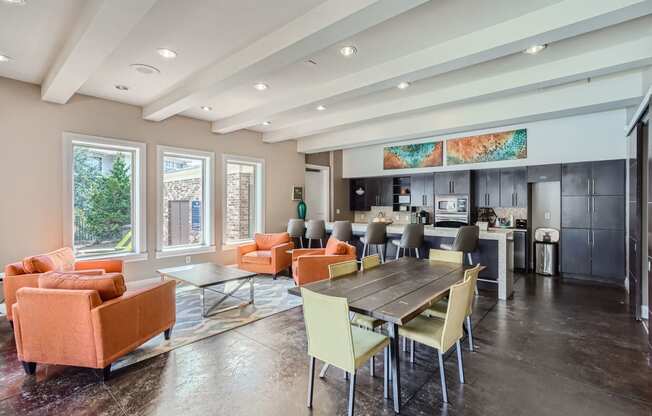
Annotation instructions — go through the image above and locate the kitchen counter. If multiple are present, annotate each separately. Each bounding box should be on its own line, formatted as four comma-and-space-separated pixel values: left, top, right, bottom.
326, 222, 514, 300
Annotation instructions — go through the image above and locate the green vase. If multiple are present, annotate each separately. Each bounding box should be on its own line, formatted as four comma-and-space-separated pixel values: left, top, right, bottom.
297, 200, 307, 220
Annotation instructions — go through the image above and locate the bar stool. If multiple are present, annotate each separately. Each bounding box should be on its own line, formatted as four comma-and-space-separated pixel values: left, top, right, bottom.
331, 220, 353, 243
305, 219, 326, 248
287, 219, 305, 248
391, 223, 424, 260
360, 222, 387, 263
441, 225, 479, 265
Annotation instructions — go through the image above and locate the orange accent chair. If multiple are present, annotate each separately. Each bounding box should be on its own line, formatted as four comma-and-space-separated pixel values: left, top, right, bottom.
236, 232, 294, 278
3, 247, 124, 323
292, 238, 357, 286
12, 275, 176, 380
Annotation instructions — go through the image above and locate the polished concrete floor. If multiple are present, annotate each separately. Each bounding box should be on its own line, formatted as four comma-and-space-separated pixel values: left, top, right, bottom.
0, 274, 650, 416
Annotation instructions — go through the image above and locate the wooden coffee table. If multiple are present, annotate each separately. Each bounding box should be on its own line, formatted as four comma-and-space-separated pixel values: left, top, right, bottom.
157, 263, 256, 318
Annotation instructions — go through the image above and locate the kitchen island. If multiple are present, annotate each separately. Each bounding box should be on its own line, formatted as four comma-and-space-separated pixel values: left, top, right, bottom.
325, 222, 514, 300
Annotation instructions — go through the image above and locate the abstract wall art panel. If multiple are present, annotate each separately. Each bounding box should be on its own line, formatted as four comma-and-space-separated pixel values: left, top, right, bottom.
446, 129, 527, 165
383, 141, 443, 170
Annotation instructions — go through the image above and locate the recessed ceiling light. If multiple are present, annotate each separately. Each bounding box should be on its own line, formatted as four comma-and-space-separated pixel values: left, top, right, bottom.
157, 48, 177, 59
2, 0, 27, 5
130, 63, 160, 75
316, 105, 326, 111
253, 82, 269, 91
339, 45, 357, 57
397, 81, 411, 90
201, 106, 212, 112
0, 54, 12, 63
524, 44, 547, 55
115, 85, 129, 91
262, 121, 272, 126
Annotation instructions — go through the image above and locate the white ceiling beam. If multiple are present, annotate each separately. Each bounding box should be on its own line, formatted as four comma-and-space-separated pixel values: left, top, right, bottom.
264, 35, 652, 142
297, 70, 644, 153
142, 0, 429, 122
41, 0, 158, 104
213, 0, 652, 134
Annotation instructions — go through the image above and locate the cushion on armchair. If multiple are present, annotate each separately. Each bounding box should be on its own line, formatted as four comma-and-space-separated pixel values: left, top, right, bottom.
22, 255, 56, 273
324, 238, 348, 255
22, 247, 76, 273
242, 251, 272, 265
254, 233, 290, 250
39, 272, 127, 301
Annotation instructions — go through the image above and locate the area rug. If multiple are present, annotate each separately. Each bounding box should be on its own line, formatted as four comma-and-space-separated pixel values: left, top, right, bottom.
112, 276, 302, 370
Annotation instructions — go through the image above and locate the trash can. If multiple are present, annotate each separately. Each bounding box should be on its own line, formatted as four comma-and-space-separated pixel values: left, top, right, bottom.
534, 228, 559, 276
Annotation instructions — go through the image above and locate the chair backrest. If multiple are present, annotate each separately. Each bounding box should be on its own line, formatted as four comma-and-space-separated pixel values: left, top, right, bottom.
364, 222, 387, 245
331, 221, 353, 242
361, 254, 381, 270
301, 288, 355, 373
287, 219, 305, 238
452, 225, 479, 252
329, 260, 358, 279
428, 249, 463, 264
305, 220, 326, 239
440, 277, 474, 351
399, 223, 424, 248
463, 265, 482, 316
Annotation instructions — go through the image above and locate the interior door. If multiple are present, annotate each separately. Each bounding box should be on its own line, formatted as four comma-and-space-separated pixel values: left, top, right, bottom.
305, 169, 327, 221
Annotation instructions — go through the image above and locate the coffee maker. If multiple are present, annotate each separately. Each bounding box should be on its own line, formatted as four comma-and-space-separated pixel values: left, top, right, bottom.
417, 210, 430, 225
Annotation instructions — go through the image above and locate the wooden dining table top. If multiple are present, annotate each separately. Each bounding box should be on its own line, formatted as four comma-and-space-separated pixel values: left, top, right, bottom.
288, 257, 468, 326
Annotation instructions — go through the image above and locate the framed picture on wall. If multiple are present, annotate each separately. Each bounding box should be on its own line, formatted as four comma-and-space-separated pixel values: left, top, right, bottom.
292, 185, 304, 201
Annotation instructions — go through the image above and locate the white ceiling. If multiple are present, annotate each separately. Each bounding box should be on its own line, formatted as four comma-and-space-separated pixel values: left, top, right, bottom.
1, 0, 651, 153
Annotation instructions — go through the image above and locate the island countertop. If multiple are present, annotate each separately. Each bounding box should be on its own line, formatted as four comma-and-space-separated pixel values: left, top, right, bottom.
332, 222, 514, 241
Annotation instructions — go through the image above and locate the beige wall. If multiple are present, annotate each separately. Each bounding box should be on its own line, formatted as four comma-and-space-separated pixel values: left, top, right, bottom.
0, 77, 305, 280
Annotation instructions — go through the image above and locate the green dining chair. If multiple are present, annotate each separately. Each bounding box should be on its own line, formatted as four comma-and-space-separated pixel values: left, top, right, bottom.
361, 254, 381, 271
301, 288, 390, 416
428, 248, 464, 264
422, 265, 482, 352
327, 259, 384, 379
398, 276, 474, 403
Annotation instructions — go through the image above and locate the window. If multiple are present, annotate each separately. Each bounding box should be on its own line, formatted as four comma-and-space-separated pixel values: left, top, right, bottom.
157, 146, 215, 258
63, 133, 146, 260
223, 155, 264, 245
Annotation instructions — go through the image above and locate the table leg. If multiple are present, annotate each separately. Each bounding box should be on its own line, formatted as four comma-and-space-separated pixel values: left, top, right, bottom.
200, 288, 206, 318
389, 323, 401, 413
250, 276, 255, 304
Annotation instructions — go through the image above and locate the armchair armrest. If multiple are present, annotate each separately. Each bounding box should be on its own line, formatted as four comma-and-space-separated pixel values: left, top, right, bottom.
271, 242, 294, 273
61, 269, 106, 276
13, 288, 102, 367
291, 248, 324, 261
75, 259, 123, 273
91, 280, 176, 367
3, 273, 41, 321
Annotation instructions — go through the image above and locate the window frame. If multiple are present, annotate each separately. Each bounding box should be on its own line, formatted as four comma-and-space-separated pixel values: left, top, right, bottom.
62, 132, 147, 262
222, 154, 265, 247
156, 145, 215, 259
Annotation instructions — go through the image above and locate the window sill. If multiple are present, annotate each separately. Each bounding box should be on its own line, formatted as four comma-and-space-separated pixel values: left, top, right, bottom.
76, 252, 149, 263
155, 245, 216, 259
222, 240, 253, 251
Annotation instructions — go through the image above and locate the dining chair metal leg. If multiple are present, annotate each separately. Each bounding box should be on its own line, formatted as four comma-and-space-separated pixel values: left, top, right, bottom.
348, 371, 357, 416
467, 252, 473, 265
395, 246, 401, 260
320, 239, 324, 248
362, 243, 367, 257
402, 336, 407, 352
415, 248, 420, 259
383, 347, 389, 399
370, 356, 375, 377
300, 238, 304, 248
466, 316, 475, 352
308, 239, 312, 248
437, 350, 448, 403
456, 340, 465, 384
410, 340, 415, 363
319, 363, 329, 378
307, 356, 316, 408
379, 245, 385, 263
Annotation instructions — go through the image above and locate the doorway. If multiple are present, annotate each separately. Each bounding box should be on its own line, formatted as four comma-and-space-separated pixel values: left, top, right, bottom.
304, 164, 330, 222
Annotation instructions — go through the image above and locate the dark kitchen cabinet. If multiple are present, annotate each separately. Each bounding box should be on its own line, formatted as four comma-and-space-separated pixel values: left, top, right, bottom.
380, 177, 393, 206
527, 164, 561, 182
561, 196, 590, 228
513, 231, 527, 271
562, 160, 625, 196
591, 229, 625, 279
500, 167, 527, 208
562, 162, 592, 196
474, 170, 500, 207
435, 171, 470, 195
561, 228, 591, 275
350, 178, 367, 211
591, 195, 625, 230
411, 174, 434, 207
365, 177, 393, 207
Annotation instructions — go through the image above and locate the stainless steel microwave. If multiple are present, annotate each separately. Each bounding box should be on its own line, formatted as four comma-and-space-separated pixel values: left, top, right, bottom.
435, 196, 469, 214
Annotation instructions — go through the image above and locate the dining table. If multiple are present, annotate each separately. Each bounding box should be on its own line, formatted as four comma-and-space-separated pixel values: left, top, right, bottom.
288, 256, 468, 413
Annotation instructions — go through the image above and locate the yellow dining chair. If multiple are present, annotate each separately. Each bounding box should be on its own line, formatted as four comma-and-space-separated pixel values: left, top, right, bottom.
423, 265, 482, 351
361, 254, 381, 271
398, 276, 474, 403
327, 259, 384, 379
302, 288, 389, 416
428, 248, 464, 264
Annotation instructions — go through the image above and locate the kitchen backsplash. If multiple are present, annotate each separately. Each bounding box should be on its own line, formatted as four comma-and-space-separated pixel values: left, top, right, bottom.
354, 206, 431, 224
492, 207, 527, 220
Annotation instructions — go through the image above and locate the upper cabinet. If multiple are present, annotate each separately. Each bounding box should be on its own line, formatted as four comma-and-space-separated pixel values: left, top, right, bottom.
410, 174, 434, 207
499, 167, 527, 208
527, 164, 561, 182
435, 170, 471, 195
350, 178, 367, 211
474, 170, 500, 207
562, 160, 625, 196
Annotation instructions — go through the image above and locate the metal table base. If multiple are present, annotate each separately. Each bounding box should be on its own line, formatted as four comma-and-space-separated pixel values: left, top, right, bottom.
199, 276, 255, 317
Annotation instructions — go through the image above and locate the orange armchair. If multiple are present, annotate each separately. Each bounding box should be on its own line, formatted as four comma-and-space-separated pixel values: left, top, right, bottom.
237, 233, 294, 278
12, 279, 175, 380
3, 247, 124, 322
292, 238, 357, 286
